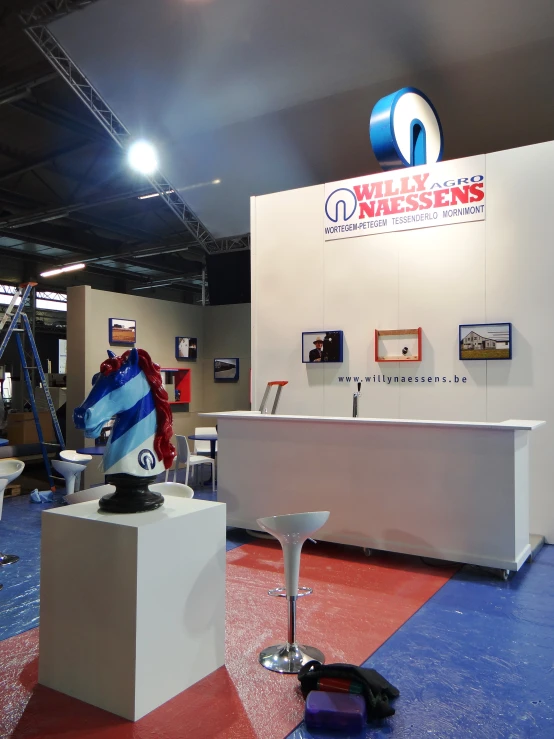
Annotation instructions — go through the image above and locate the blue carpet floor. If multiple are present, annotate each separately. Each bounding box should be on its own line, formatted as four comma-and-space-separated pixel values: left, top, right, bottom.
287, 547, 554, 739
0, 480, 253, 641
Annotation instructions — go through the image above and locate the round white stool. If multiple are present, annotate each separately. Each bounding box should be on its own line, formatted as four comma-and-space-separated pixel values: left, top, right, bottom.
60, 450, 93, 492
52, 459, 87, 498
257, 510, 330, 674
0, 477, 19, 574
149, 482, 194, 499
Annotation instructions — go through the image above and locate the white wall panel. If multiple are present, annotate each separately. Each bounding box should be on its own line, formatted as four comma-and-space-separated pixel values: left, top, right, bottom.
322, 232, 400, 418
251, 186, 325, 415
485, 140, 554, 540
251, 140, 553, 539
398, 220, 487, 422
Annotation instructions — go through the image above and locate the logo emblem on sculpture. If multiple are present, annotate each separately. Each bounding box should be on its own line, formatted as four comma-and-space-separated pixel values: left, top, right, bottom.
369, 87, 444, 171
138, 449, 156, 471
73, 348, 176, 513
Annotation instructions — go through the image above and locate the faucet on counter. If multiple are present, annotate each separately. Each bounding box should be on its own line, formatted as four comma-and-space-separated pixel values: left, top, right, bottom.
352, 382, 362, 418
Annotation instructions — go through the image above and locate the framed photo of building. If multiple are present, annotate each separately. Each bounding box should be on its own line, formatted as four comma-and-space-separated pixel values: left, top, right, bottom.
109, 318, 136, 346
302, 331, 343, 363
214, 358, 239, 382
459, 323, 512, 360
175, 337, 197, 361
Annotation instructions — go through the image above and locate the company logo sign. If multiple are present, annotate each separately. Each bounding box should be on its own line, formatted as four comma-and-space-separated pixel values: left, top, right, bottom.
370, 87, 443, 171
324, 156, 485, 241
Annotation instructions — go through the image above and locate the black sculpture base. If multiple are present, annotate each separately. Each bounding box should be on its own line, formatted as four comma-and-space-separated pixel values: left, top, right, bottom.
101, 473, 163, 513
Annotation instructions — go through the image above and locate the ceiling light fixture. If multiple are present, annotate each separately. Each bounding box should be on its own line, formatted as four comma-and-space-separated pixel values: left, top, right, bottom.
128, 140, 158, 175
40, 263, 86, 278
137, 189, 175, 200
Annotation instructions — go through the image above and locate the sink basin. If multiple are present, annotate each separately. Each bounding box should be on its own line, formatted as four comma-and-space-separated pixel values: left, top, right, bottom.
0, 459, 25, 485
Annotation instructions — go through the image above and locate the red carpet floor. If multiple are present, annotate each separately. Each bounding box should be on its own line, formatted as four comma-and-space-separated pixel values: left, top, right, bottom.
0, 540, 457, 739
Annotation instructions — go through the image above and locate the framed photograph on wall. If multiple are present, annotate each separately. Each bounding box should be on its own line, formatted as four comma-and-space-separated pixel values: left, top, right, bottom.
459, 323, 512, 360
175, 337, 197, 361
109, 318, 136, 346
214, 358, 240, 382
302, 331, 343, 363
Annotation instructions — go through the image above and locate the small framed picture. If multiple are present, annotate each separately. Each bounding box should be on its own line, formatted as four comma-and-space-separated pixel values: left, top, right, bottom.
459, 323, 512, 360
214, 358, 239, 382
175, 337, 197, 361
109, 318, 136, 346
302, 331, 343, 363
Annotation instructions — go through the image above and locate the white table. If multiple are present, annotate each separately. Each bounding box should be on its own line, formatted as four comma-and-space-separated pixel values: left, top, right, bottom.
39, 496, 226, 720
202, 411, 544, 572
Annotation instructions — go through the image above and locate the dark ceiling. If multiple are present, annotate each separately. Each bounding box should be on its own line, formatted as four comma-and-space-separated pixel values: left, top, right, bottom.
1, 0, 554, 302
51, 0, 554, 236
0, 0, 226, 303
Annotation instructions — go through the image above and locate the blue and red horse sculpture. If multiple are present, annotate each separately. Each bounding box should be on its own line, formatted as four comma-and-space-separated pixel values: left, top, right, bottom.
74, 348, 175, 512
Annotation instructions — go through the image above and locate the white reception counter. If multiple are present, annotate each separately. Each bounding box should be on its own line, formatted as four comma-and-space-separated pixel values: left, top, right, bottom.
202, 411, 545, 573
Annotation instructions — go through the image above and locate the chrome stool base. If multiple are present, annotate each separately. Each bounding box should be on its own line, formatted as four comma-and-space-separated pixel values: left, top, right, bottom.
0, 552, 19, 566
268, 586, 312, 597
259, 642, 324, 674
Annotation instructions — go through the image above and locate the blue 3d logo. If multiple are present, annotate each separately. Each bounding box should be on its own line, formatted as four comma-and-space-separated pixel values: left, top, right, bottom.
369, 87, 444, 171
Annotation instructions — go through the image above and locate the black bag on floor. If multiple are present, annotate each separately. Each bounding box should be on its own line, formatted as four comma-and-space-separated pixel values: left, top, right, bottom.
298, 661, 400, 720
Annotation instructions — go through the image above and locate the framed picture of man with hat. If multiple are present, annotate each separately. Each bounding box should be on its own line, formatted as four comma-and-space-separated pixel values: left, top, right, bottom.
302, 331, 343, 363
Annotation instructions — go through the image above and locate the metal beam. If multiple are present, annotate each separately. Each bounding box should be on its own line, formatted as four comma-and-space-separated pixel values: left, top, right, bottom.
20, 0, 101, 26
0, 141, 90, 182
12, 97, 111, 143
21, 15, 241, 255
0, 185, 158, 229
0, 72, 57, 106
0, 227, 96, 255
216, 234, 251, 251
0, 184, 204, 260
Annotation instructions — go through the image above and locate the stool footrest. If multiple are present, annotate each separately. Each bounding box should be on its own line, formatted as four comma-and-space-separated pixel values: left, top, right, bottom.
268, 586, 312, 597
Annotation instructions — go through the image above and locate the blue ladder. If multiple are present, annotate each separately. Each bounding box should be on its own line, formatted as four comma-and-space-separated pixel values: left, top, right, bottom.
0, 282, 65, 490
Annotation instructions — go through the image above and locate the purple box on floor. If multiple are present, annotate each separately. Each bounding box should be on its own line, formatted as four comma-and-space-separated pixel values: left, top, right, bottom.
305, 691, 366, 732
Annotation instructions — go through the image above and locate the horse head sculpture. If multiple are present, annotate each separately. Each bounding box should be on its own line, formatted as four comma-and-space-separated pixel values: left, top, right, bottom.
74, 348, 175, 513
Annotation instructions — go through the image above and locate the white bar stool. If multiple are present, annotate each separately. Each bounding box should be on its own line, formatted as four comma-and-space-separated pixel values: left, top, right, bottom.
0, 477, 19, 575
52, 459, 87, 498
60, 450, 93, 492
257, 510, 330, 674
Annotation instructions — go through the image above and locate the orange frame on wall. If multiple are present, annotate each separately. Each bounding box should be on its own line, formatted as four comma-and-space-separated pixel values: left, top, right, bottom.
375, 328, 422, 362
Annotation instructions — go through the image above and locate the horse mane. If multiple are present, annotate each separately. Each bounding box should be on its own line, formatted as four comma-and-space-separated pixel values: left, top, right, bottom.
100, 349, 176, 469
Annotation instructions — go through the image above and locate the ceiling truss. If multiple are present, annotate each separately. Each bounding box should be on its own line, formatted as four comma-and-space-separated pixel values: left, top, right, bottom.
21, 0, 250, 255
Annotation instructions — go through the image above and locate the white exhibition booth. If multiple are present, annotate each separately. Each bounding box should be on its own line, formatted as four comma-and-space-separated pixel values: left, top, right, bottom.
227, 140, 554, 552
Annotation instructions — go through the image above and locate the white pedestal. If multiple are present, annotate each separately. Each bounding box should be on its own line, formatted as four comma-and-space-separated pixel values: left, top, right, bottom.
38, 496, 226, 721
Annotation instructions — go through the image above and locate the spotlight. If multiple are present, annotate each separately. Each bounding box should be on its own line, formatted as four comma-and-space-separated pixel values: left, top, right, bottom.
41, 263, 86, 278
128, 140, 158, 175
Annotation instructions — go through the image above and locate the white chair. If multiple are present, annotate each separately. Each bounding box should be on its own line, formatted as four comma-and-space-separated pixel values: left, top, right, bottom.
165, 435, 215, 491
257, 510, 330, 674
149, 482, 194, 499
0, 477, 19, 572
60, 450, 93, 492
52, 459, 87, 498
193, 427, 218, 456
